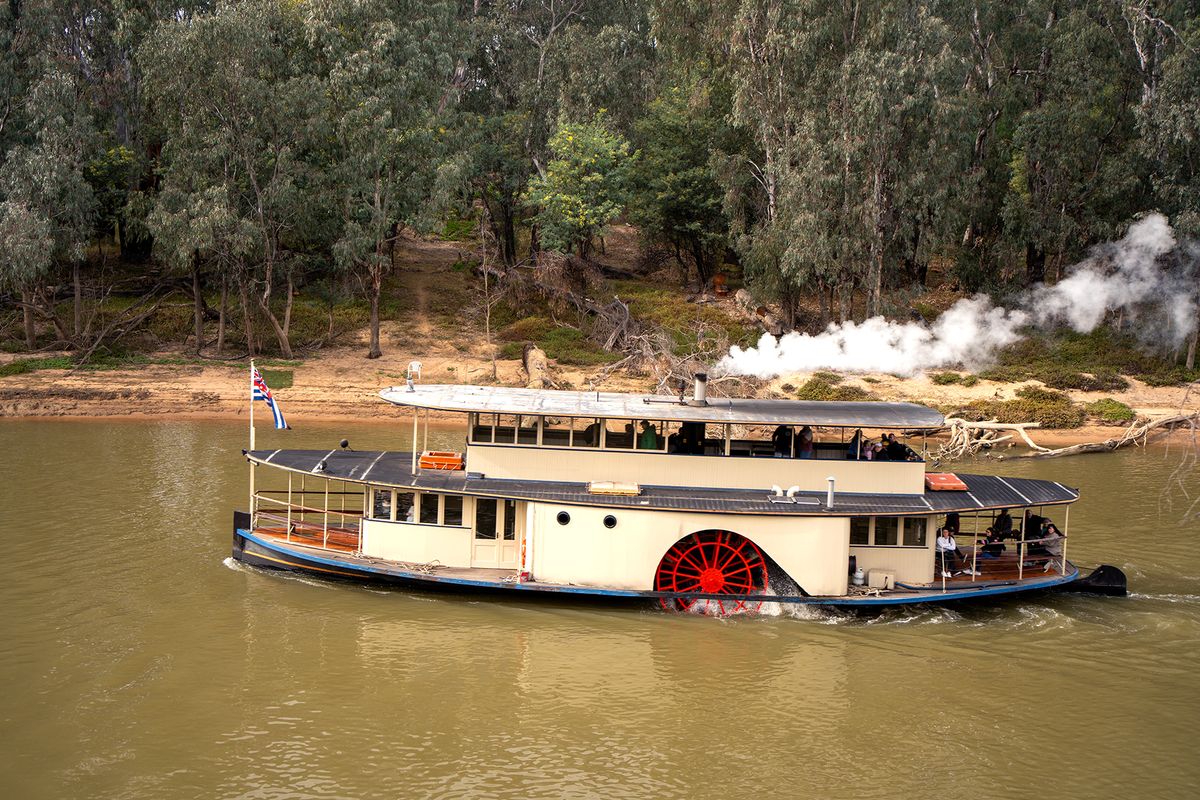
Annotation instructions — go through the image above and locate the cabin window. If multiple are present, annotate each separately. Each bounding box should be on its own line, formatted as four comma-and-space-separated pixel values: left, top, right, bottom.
372, 489, 392, 520
634, 420, 665, 451
475, 499, 497, 539
516, 415, 539, 445
604, 420, 636, 449
571, 418, 601, 448
541, 417, 572, 447
495, 414, 519, 444
443, 495, 463, 526
903, 517, 927, 547
666, 421, 709, 455
419, 494, 439, 525
503, 499, 516, 540
850, 517, 870, 545
874, 517, 899, 546
396, 491, 415, 523
471, 413, 495, 443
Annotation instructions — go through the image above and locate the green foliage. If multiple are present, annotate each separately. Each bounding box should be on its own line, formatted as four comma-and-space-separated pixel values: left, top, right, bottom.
1086, 398, 1135, 423
794, 378, 874, 402
980, 328, 1196, 387
525, 116, 634, 256
610, 279, 756, 356
931, 372, 963, 385
811, 371, 843, 384
629, 85, 729, 287
953, 385, 1086, 429
497, 316, 620, 366
258, 369, 293, 389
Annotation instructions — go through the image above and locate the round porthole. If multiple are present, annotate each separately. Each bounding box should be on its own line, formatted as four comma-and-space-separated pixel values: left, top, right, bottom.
556, 511, 571, 525
603, 515, 617, 529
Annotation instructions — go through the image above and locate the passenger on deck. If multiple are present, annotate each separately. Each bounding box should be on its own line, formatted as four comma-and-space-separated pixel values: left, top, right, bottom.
886, 433, 921, 461
980, 527, 1006, 558
994, 509, 1014, 539
795, 426, 815, 459
868, 442, 885, 461
637, 420, 659, 450
582, 421, 601, 446
772, 425, 793, 458
847, 428, 863, 459
944, 512, 961, 535
1038, 523, 1066, 570
936, 527, 979, 577
667, 430, 682, 453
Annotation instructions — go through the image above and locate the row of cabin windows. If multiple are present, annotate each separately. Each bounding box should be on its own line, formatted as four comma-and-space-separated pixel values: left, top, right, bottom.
369, 490, 516, 541
850, 516, 928, 548
468, 413, 909, 460
372, 489, 464, 527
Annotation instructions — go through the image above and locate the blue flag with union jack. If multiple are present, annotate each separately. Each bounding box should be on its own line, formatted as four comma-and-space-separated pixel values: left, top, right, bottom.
252, 366, 288, 430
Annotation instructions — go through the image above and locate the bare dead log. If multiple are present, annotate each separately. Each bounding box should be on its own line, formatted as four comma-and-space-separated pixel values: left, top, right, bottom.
998, 412, 1200, 459
931, 418, 1047, 461
523, 343, 552, 389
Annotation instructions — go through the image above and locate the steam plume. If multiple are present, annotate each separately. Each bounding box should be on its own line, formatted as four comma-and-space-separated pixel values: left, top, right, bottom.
717, 213, 1197, 379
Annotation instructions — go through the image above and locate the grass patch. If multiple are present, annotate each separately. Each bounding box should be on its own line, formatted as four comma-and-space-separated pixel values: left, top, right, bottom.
931, 371, 962, 385
258, 368, 293, 389
1085, 398, 1135, 423
951, 385, 1086, 429
497, 316, 620, 365
811, 370, 843, 384
794, 377, 874, 402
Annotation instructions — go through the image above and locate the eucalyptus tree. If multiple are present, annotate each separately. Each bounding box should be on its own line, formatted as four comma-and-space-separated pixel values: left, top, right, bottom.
630, 84, 730, 290
0, 65, 98, 347
525, 117, 635, 257
142, 0, 321, 358
310, 0, 457, 359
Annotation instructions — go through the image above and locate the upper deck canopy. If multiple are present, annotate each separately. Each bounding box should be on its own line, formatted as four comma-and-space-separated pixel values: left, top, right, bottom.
380, 384, 945, 429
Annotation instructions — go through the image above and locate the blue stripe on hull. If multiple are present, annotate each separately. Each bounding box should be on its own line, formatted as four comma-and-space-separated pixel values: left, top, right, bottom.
233, 528, 1081, 608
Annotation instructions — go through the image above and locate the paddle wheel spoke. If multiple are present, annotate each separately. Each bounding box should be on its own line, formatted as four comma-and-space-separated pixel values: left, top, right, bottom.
655, 530, 768, 615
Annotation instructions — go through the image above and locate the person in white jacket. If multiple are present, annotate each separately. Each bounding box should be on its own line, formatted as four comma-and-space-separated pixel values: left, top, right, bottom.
936, 527, 979, 577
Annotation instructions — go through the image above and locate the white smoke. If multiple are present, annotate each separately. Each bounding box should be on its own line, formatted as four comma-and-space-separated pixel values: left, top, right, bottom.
717, 213, 1197, 379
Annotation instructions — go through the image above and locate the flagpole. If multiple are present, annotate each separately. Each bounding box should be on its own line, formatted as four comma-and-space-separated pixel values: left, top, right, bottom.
249, 359, 256, 527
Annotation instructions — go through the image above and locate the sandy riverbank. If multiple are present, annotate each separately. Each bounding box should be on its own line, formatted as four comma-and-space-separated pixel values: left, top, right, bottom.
2, 344, 1196, 449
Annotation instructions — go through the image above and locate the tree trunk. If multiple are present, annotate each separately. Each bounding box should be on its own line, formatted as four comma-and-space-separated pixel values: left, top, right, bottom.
689, 240, 712, 292
239, 278, 256, 356
22, 290, 36, 349
73, 262, 82, 339
282, 271, 294, 341
1025, 242, 1046, 285
216, 275, 227, 354
257, 298, 293, 359
192, 254, 204, 356
1187, 326, 1198, 371
817, 281, 831, 326
367, 264, 382, 359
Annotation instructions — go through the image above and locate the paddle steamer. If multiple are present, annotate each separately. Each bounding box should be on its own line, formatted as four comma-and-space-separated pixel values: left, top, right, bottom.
232, 375, 1124, 611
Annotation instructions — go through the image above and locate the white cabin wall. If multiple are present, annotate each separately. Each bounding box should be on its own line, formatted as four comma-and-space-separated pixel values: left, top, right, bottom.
529, 504, 850, 596
466, 444, 924, 494
362, 518, 472, 568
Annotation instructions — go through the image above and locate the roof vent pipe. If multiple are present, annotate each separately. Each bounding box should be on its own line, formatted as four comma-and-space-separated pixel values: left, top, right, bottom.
786, 485, 800, 497
771, 484, 784, 497
689, 372, 709, 406
826, 476, 836, 509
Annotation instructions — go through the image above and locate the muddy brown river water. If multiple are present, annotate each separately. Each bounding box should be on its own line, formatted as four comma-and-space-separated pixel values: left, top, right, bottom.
1, 419, 1198, 799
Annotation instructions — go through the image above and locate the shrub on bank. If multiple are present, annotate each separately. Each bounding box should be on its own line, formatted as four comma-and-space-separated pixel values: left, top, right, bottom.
1085, 398, 1136, 423
951, 385, 1086, 429
794, 377, 874, 401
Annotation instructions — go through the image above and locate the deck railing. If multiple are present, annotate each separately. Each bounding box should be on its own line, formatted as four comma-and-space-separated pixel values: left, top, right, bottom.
251, 477, 364, 552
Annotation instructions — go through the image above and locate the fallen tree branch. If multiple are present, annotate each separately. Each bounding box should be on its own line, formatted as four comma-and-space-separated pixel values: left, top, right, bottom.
998, 412, 1200, 459
932, 418, 1048, 461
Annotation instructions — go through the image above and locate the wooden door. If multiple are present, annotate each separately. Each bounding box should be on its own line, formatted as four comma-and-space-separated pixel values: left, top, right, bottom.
472, 498, 521, 569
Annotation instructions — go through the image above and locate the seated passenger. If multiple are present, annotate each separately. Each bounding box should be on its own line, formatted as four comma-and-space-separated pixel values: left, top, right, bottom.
771, 425, 793, 458
885, 433, 919, 461
637, 420, 659, 450
667, 431, 682, 453
936, 527, 979, 577
944, 512, 960, 535
980, 527, 1006, 558
869, 442, 887, 461
795, 426, 815, 459
1037, 523, 1066, 570
847, 428, 863, 459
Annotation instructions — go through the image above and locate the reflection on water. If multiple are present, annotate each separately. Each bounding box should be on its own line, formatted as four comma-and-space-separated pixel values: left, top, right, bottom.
0, 419, 1198, 799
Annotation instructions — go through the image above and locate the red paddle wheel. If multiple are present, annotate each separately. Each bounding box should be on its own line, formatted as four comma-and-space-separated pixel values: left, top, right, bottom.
654, 530, 768, 614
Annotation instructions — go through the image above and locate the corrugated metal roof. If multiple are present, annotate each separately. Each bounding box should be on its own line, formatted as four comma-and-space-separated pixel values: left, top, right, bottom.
247, 449, 1078, 515
378, 384, 945, 428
